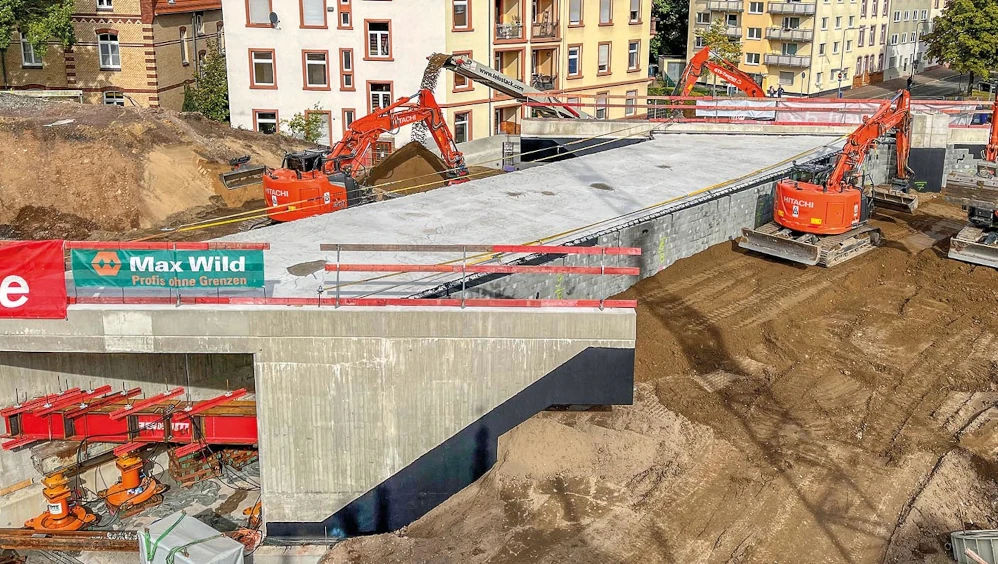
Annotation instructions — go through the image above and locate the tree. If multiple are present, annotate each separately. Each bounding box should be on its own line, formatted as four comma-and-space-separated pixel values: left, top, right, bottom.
650, 0, 688, 61
923, 0, 998, 95
281, 102, 326, 144
0, 0, 75, 56
696, 20, 742, 63
185, 40, 229, 122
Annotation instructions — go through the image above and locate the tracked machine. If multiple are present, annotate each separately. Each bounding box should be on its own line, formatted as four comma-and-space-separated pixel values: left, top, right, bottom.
672, 46, 766, 98
943, 102, 998, 267
739, 89, 919, 266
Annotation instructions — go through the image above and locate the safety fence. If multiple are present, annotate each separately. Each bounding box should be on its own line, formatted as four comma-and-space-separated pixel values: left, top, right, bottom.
0, 240, 640, 321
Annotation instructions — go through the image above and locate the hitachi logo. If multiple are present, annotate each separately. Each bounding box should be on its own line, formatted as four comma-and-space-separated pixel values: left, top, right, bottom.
130, 256, 247, 273
783, 196, 815, 208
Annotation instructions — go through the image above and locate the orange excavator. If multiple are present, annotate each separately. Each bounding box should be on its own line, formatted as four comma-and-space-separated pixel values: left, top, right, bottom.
944, 101, 998, 267
672, 46, 766, 98
259, 89, 469, 222
739, 89, 918, 266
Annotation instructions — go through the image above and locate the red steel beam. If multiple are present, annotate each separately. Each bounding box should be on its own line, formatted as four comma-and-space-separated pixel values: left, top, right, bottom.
1, 388, 81, 417
1, 437, 38, 451
179, 389, 247, 418
62, 388, 142, 419
325, 264, 641, 275
65, 242, 269, 250
34, 386, 112, 417
108, 388, 184, 421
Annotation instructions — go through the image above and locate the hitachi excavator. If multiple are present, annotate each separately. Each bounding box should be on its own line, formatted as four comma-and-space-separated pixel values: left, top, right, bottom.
222, 53, 589, 223
944, 102, 998, 267
738, 89, 919, 267
672, 46, 766, 98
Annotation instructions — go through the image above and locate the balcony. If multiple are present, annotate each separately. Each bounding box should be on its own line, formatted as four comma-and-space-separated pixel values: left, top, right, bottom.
725, 26, 742, 38
531, 0, 560, 41
766, 27, 814, 41
707, 0, 743, 11
768, 2, 816, 14
530, 73, 559, 90
495, 0, 524, 42
496, 22, 524, 40
764, 54, 811, 67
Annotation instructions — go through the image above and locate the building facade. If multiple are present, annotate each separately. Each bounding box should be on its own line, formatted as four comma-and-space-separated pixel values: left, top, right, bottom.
0, 0, 223, 110
685, 0, 938, 96
223, 0, 653, 148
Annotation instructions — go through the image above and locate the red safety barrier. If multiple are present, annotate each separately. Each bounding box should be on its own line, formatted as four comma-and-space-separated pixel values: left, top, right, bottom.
318, 243, 641, 255
326, 264, 641, 275
65, 241, 270, 250
67, 296, 638, 309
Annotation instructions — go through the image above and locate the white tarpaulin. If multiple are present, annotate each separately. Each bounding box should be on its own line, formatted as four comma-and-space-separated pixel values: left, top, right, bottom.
694, 99, 777, 120
138, 511, 244, 564
775, 101, 881, 124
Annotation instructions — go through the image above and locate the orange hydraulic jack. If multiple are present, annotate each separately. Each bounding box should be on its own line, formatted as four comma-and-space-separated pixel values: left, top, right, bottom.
24, 472, 96, 531
97, 453, 166, 517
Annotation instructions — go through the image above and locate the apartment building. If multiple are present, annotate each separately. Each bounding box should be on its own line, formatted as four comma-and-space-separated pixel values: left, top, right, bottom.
0, 0, 223, 110
684, 0, 933, 96
883, 0, 932, 80
223, 0, 653, 148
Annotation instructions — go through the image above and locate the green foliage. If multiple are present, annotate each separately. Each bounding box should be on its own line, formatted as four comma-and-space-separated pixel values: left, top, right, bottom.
650, 0, 687, 61
185, 41, 229, 122
696, 20, 742, 63
281, 102, 326, 144
181, 84, 197, 113
0, 0, 75, 56
923, 0, 998, 94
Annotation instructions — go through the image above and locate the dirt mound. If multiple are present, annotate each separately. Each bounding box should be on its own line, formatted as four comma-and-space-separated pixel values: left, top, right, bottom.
0, 206, 102, 241
0, 93, 303, 240
363, 142, 451, 196
324, 200, 998, 563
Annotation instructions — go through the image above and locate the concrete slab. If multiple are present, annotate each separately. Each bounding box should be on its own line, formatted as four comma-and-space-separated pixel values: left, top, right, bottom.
213, 134, 840, 298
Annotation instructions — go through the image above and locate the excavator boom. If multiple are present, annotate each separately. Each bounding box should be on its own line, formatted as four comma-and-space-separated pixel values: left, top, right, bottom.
672, 46, 765, 98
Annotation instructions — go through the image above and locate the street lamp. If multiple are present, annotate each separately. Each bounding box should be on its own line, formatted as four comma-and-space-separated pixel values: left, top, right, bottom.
911, 21, 930, 80
836, 26, 859, 98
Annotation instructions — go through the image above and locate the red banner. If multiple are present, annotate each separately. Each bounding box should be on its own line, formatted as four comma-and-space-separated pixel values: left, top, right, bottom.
0, 240, 67, 319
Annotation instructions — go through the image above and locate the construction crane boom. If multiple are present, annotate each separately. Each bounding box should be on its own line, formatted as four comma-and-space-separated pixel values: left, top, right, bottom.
673, 46, 766, 98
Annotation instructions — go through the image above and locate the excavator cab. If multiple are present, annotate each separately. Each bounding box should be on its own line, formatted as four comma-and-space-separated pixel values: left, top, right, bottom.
281, 149, 329, 173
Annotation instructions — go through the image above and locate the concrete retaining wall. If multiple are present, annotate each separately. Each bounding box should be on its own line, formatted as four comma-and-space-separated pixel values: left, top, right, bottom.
0, 305, 635, 535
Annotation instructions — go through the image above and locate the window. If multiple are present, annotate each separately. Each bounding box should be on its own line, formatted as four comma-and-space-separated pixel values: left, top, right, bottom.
871, 0, 877, 14
567, 97, 581, 114
694, 36, 705, 48
696, 12, 710, 23
903, 9, 909, 20
254, 111, 278, 134
869, 24, 876, 44
180, 28, 189, 65
452, 51, 473, 90
880, 24, 887, 44
890, 34, 897, 45
782, 43, 798, 55
20, 34, 41, 67
747, 27, 761, 39
846, 40, 852, 51
217, 22, 225, 53
888, 55, 896, 68
902, 57, 908, 70
835, 16, 841, 28
725, 13, 737, 26
454, 112, 470, 143
856, 56, 863, 74
569, 0, 583, 25
848, 15, 855, 26
920, 8, 927, 18
305, 110, 332, 145
568, 45, 581, 76
103, 91, 124, 106
304, 51, 329, 89
248, 0, 272, 25
595, 92, 608, 119
453, 0, 470, 29
783, 16, 799, 28
861, 0, 866, 16
339, 48, 354, 90
338, 0, 352, 29
821, 17, 828, 30
878, 53, 883, 70
98, 33, 120, 69
342, 108, 355, 134
882, 0, 888, 16
833, 41, 839, 54
630, 0, 641, 22
250, 49, 275, 87
779, 71, 794, 85
600, 0, 612, 24
97, 0, 112, 9
597, 42, 610, 74
893, 10, 900, 21
369, 82, 392, 111
625, 90, 637, 116
301, 0, 326, 27
628, 40, 639, 70
858, 27, 865, 46
746, 52, 760, 64
749, 1, 763, 13
366, 21, 391, 59
816, 71, 823, 84
818, 43, 825, 55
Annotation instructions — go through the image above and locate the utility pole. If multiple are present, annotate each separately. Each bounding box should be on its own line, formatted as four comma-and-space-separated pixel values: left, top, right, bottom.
836, 27, 857, 98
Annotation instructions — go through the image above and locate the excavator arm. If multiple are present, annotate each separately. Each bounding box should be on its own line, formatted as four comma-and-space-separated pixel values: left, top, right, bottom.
985, 102, 998, 163
672, 46, 766, 98
826, 89, 911, 192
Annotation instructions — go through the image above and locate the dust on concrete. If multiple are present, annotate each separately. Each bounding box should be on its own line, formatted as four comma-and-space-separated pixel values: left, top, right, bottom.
322, 198, 998, 564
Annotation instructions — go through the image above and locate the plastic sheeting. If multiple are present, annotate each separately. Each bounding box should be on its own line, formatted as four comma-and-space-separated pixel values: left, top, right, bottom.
694, 99, 777, 120
690, 99, 985, 125
138, 511, 244, 564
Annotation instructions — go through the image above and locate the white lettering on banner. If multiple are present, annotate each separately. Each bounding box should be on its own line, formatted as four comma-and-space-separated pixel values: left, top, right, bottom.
0, 275, 29, 309
783, 196, 815, 208
145, 421, 191, 432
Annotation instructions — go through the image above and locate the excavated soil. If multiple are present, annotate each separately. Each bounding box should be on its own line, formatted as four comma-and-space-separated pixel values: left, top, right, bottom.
363, 141, 504, 197
0, 94, 302, 240
324, 199, 998, 564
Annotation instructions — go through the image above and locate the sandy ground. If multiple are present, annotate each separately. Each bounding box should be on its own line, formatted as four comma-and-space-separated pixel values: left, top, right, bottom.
323, 197, 998, 564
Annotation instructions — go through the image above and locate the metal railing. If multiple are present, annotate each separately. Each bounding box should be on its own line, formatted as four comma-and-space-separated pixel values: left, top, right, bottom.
707, 0, 743, 10
531, 19, 560, 40
764, 54, 811, 67
766, 26, 814, 41
530, 73, 558, 91
495, 22, 524, 40
768, 2, 816, 14
725, 26, 742, 37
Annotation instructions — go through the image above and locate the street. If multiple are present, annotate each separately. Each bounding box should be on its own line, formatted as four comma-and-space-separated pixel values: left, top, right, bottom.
841, 66, 969, 99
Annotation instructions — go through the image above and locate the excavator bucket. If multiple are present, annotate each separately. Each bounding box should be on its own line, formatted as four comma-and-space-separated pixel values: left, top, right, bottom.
872, 186, 918, 213
220, 165, 266, 190
949, 226, 998, 268
738, 225, 821, 266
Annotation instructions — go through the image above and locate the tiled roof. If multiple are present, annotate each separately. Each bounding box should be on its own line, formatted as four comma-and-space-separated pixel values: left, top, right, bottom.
154, 0, 222, 15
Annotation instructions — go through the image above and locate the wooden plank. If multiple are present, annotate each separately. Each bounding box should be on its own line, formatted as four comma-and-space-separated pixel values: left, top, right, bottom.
0, 529, 138, 552
0, 479, 32, 497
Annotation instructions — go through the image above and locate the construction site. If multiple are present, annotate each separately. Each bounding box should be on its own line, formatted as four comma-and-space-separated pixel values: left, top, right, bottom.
2, 52, 998, 564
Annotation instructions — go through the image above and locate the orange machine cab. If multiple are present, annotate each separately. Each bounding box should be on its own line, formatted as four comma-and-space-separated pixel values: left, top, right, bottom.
263, 150, 364, 222
773, 165, 873, 235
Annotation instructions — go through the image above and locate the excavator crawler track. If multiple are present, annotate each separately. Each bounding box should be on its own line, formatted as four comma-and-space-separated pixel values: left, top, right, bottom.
739, 222, 882, 267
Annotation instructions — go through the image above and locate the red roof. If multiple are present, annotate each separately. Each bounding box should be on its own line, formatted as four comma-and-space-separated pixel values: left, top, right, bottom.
154, 0, 222, 15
